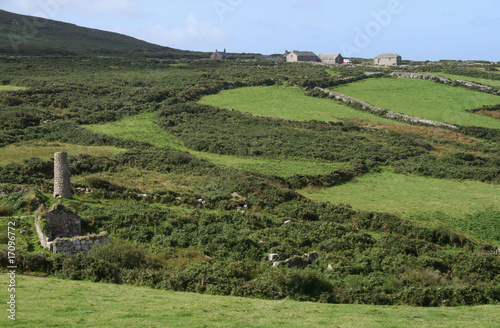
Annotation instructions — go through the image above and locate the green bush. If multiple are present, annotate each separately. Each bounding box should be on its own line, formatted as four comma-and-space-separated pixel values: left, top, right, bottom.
89, 240, 147, 270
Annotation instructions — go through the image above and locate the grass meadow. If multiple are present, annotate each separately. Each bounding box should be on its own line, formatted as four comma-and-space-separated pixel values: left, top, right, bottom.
1, 274, 499, 328
0, 85, 25, 92
0, 142, 126, 166
199, 85, 404, 125
300, 169, 500, 242
332, 78, 500, 129
300, 169, 499, 218
85, 113, 345, 178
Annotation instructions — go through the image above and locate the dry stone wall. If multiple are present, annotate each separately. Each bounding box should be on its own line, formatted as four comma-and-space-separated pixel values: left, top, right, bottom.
390, 72, 451, 83
315, 87, 458, 129
43, 204, 81, 240
35, 203, 109, 255
52, 233, 110, 255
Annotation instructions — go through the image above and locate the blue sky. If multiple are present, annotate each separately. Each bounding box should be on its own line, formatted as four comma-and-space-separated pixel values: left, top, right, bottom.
2, 0, 499, 61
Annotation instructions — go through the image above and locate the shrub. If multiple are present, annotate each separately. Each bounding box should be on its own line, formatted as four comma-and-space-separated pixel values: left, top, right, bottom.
0, 205, 12, 216
89, 240, 147, 269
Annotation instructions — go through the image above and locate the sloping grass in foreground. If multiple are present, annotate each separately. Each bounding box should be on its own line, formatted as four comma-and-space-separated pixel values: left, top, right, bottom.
332, 78, 500, 129
85, 113, 344, 177
199, 85, 404, 125
300, 170, 500, 242
1, 275, 498, 328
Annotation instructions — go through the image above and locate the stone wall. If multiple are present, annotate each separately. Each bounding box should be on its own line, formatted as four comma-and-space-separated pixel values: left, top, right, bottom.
35, 203, 110, 255
315, 87, 458, 129
390, 72, 451, 83
43, 204, 81, 240
456, 80, 494, 91
52, 233, 110, 255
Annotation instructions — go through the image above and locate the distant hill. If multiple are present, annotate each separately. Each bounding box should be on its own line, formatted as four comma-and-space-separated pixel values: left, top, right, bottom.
0, 9, 207, 58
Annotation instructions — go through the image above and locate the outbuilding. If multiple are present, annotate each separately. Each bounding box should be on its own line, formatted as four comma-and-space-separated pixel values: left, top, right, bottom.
286, 51, 320, 63
319, 53, 344, 65
374, 53, 402, 66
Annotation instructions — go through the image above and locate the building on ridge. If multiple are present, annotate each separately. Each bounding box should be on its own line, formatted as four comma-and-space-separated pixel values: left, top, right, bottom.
374, 53, 402, 66
210, 48, 230, 60
286, 50, 320, 63
318, 53, 344, 65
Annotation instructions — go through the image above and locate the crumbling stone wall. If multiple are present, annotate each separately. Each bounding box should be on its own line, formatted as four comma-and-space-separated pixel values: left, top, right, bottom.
52, 233, 110, 255
314, 87, 458, 129
42, 204, 81, 240
35, 203, 110, 255
390, 72, 451, 83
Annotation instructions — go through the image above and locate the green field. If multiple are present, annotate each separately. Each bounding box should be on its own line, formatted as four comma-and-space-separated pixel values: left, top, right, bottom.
0, 142, 126, 166
0, 85, 25, 92
332, 78, 500, 128
2, 275, 498, 328
199, 85, 404, 125
85, 113, 344, 177
427, 72, 500, 88
300, 169, 500, 240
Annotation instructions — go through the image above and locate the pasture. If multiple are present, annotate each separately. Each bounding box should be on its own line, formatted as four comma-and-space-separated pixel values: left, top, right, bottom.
0, 85, 25, 91
332, 78, 500, 129
2, 274, 498, 328
300, 169, 500, 242
0, 142, 126, 166
85, 113, 344, 178
199, 85, 404, 125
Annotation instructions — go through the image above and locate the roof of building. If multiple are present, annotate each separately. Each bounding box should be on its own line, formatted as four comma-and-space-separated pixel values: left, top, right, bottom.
319, 53, 342, 60
289, 51, 318, 57
375, 53, 401, 59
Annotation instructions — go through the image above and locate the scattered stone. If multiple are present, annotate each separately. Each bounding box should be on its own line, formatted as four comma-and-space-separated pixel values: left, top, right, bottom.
272, 251, 319, 269
268, 253, 279, 261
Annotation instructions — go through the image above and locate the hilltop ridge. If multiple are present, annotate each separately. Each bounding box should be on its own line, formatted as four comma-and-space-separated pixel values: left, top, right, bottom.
0, 9, 206, 58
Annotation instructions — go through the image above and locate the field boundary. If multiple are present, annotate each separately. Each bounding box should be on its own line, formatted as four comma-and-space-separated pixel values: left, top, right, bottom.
314, 87, 458, 128
391, 71, 500, 95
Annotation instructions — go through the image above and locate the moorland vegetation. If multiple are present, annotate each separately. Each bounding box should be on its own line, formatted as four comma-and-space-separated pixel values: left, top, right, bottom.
1, 52, 500, 309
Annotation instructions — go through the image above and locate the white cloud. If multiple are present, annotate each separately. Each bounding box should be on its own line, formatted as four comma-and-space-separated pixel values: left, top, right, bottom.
142, 14, 229, 48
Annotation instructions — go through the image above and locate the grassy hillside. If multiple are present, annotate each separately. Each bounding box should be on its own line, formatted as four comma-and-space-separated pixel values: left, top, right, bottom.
85, 113, 345, 178
301, 169, 500, 242
2, 275, 499, 328
0, 9, 204, 58
0, 141, 126, 166
332, 78, 500, 129
199, 85, 404, 125
1, 57, 500, 310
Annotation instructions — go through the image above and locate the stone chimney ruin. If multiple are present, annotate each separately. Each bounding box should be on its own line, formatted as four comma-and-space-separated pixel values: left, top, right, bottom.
53, 152, 72, 198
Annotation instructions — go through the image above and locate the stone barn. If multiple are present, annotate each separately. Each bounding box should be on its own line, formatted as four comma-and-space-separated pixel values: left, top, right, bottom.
286, 51, 320, 63
374, 53, 402, 66
210, 49, 230, 60
319, 53, 344, 65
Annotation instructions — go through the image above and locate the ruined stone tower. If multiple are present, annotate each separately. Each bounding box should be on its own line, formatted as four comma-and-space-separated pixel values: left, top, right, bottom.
53, 152, 72, 198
